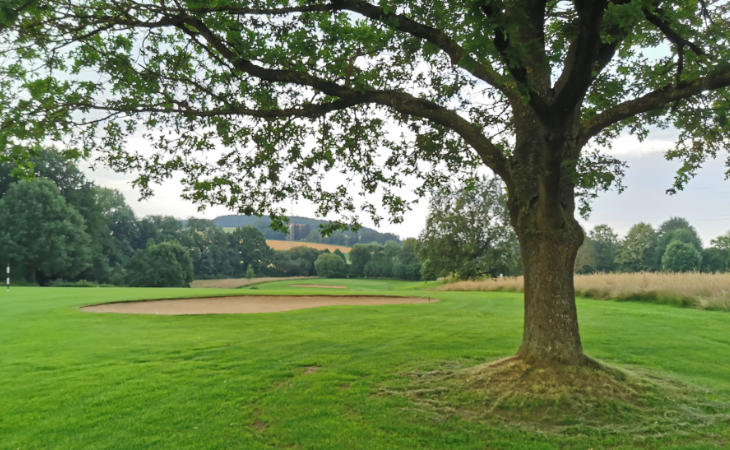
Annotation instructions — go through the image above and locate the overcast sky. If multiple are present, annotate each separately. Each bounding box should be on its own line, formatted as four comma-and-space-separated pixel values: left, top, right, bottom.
83, 130, 730, 246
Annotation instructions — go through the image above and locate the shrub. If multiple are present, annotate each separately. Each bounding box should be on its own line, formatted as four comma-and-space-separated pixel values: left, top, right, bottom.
245, 264, 255, 278
125, 241, 194, 287
662, 241, 701, 272
314, 253, 347, 278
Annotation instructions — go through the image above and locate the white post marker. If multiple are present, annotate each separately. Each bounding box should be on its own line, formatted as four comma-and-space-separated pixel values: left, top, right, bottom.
6, 265, 9, 292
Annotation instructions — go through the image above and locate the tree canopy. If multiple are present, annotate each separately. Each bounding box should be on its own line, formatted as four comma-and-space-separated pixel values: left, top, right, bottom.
0, 178, 92, 283
1, 1, 728, 224
419, 175, 520, 279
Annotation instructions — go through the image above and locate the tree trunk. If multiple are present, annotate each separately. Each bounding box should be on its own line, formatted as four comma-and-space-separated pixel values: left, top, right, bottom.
514, 221, 586, 365
506, 115, 589, 365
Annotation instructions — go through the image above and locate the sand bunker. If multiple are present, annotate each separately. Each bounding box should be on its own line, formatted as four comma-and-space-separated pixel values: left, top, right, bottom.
289, 284, 347, 289
82, 295, 435, 315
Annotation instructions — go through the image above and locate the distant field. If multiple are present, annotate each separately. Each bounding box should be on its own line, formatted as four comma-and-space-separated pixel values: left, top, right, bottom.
265, 239, 351, 253
439, 271, 730, 310
190, 276, 313, 289
221, 227, 352, 253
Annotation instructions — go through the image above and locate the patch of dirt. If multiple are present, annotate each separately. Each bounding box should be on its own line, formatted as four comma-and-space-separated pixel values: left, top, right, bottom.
289, 284, 347, 289
301, 365, 322, 374
81, 295, 435, 315
251, 420, 268, 431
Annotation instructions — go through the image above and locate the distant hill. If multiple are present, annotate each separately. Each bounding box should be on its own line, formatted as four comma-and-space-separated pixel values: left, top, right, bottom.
213, 215, 400, 246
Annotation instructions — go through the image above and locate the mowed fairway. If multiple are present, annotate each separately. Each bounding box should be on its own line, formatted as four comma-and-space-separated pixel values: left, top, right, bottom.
2, 280, 729, 448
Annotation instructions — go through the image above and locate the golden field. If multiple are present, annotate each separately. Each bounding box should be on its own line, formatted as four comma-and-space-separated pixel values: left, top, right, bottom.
266, 239, 352, 253
438, 272, 730, 311
191, 276, 313, 289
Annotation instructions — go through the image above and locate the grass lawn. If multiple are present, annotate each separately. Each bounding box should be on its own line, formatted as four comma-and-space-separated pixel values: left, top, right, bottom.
1, 280, 729, 448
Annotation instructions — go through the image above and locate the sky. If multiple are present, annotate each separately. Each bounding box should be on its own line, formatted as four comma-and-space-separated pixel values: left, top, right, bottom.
83, 127, 730, 247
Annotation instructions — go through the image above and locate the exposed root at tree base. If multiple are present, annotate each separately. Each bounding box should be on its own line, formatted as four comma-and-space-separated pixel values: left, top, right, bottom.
379, 356, 729, 443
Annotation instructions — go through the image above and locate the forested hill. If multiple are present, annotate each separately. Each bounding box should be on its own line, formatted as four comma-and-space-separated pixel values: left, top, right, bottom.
213, 215, 400, 246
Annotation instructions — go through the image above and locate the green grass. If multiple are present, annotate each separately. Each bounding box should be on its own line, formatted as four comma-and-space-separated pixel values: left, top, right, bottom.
1, 280, 729, 448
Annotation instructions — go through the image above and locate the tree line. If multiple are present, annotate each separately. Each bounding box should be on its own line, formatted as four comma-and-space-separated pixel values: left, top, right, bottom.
4, 155, 725, 287
214, 215, 400, 246
576, 219, 730, 274
0, 152, 424, 286
416, 175, 730, 280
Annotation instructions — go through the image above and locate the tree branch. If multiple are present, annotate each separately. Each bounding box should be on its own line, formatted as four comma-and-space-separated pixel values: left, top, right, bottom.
172, 14, 510, 180
329, 0, 517, 99
82, 97, 368, 120
579, 69, 730, 143
186, 0, 516, 100
643, 7, 706, 57
551, 1, 610, 115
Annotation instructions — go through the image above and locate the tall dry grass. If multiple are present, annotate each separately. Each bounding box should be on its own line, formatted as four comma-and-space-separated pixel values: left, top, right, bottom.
438, 272, 730, 311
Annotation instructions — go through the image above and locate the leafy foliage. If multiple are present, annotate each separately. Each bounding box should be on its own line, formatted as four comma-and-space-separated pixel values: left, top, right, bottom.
1, 1, 728, 226
124, 241, 194, 287
314, 252, 347, 278
661, 240, 702, 272
418, 176, 520, 280
0, 178, 92, 284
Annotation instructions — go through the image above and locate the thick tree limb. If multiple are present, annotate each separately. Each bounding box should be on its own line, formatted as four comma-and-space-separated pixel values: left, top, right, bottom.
329, 0, 516, 99
187, 0, 516, 100
478, 0, 551, 115
579, 69, 730, 143
551, 1, 610, 115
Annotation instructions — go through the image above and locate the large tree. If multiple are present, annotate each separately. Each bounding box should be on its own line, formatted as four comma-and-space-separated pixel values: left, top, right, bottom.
0, 178, 92, 283
1, 1, 729, 365
419, 175, 520, 279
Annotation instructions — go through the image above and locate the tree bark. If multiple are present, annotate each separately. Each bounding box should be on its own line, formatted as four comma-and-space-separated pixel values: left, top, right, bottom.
506, 116, 589, 366
514, 220, 586, 365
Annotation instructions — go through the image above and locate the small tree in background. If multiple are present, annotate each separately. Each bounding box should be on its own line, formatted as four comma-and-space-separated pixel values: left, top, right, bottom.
701, 248, 729, 273
393, 239, 422, 281
617, 223, 658, 272
348, 244, 374, 278
229, 226, 273, 276
711, 232, 730, 252
419, 176, 519, 280
662, 241, 702, 272
590, 225, 619, 273
654, 218, 703, 269
0, 178, 92, 284
314, 253, 347, 278
125, 241, 193, 287
245, 264, 255, 279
